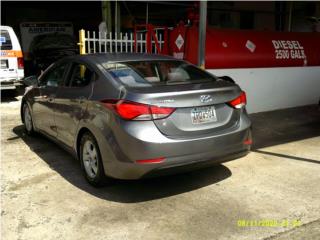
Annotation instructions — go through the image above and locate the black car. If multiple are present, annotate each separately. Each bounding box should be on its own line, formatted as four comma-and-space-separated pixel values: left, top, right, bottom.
29, 32, 78, 74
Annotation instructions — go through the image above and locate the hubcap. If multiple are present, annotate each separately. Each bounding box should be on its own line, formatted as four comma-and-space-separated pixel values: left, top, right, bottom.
24, 105, 32, 132
82, 140, 98, 178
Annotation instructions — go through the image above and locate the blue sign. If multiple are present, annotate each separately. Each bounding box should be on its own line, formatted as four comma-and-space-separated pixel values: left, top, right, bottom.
0, 37, 5, 45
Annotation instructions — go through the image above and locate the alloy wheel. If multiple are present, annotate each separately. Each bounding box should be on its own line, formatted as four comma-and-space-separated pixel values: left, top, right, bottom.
82, 140, 99, 178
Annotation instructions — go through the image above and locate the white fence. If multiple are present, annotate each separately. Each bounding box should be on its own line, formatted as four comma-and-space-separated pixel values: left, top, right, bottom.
83, 31, 165, 54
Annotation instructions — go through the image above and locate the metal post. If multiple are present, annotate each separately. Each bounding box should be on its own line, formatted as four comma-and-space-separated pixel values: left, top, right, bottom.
115, 0, 121, 36
133, 26, 137, 52
78, 29, 86, 55
115, 0, 118, 36
146, 3, 149, 25
198, 0, 207, 69
146, 24, 154, 53
102, 0, 112, 33
288, 2, 293, 32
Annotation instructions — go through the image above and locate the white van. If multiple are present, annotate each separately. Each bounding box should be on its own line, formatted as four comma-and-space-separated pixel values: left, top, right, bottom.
0, 26, 24, 90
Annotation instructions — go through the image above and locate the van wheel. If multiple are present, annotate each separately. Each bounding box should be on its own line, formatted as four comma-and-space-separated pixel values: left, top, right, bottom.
80, 132, 110, 187
23, 103, 34, 135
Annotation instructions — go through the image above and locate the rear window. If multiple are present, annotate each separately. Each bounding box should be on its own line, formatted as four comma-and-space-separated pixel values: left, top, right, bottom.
102, 60, 216, 87
0, 30, 12, 50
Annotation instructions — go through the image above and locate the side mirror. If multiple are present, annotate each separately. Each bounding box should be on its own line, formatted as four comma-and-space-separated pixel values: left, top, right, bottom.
218, 76, 235, 83
23, 75, 38, 86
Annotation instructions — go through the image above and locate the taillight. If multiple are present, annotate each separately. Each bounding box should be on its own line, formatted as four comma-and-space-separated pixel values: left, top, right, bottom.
17, 57, 24, 69
101, 100, 176, 121
229, 91, 247, 109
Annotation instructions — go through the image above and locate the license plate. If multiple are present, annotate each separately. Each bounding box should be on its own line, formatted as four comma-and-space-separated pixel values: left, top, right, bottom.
191, 106, 217, 124
0, 60, 8, 69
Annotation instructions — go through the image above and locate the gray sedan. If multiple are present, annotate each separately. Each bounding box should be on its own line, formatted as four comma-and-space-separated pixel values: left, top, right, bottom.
21, 53, 252, 186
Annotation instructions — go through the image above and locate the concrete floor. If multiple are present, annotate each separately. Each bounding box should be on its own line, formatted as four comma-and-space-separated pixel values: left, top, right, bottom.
1, 91, 320, 240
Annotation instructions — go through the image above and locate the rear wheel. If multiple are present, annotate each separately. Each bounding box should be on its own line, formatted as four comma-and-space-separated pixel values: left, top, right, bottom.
80, 132, 109, 187
23, 103, 34, 135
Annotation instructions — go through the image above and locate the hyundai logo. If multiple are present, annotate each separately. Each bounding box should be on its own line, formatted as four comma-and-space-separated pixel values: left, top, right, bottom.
200, 95, 213, 103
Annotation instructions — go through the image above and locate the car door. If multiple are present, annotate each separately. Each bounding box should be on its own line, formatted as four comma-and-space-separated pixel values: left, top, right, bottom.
54, 61, 95, 148
32, 62, 69, 137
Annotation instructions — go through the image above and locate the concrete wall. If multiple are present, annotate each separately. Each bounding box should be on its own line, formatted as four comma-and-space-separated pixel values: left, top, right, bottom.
234, 2, 276, 31
286, 2, 320, 32
208, 67, 320, 113
207, 2, 276, 31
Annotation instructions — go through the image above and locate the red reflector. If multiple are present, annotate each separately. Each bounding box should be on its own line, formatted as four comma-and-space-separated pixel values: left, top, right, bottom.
17, 57, 24, 69
150, 105, 175, 119
229, 91, 247, 109
101, 100, 175, 121
135, 157, 165, 164
244, 139, 252, 145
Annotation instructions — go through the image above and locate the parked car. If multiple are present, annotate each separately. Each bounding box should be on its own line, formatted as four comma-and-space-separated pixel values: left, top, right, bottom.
21, 53, 252, 186
29, 32, 78, 75
0, 25, 24, 90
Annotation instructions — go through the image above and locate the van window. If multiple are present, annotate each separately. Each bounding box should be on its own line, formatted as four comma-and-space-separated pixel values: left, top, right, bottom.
0, 30, 12, 50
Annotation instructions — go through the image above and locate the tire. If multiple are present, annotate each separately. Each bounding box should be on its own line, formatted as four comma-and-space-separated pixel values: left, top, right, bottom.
80, 132, 109, 187
23, 103, 35, 135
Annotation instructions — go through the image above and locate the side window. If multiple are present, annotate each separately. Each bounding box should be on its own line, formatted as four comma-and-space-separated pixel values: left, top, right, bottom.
0, 30, 12, 50
40, 63, 68, 87
68, 63, 94, 87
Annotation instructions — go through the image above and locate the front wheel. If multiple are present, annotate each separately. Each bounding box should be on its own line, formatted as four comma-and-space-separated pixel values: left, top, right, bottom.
80, 132, 109, 187
23, 103, 34, 135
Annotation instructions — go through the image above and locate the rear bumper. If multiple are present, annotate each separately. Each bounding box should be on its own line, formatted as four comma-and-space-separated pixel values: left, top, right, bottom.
0, 79, 23, 90
142, 149, 250, 178
99, 112, 252, 179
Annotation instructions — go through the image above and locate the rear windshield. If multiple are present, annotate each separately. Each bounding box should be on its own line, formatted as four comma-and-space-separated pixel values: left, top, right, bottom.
0, 30, 12, 50
102, 60, 216, 87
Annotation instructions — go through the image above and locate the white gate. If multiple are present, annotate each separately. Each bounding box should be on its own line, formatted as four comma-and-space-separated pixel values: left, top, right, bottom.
79, 29, 165, 55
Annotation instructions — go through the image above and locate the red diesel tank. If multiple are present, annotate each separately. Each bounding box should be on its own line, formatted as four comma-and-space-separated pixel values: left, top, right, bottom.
169, 25, 320, 69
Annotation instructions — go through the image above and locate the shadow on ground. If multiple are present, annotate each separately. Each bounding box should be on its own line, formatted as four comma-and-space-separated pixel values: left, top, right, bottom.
252, 149, 320, 164
11, 125, 232, 203
9, 105, 320, 202
250, 105, 320, 149
1, 88, 24, 103
1, 90, 19, 103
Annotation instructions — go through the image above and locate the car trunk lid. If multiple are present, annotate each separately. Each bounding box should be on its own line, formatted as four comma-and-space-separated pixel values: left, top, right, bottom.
123, 81, 242, 139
